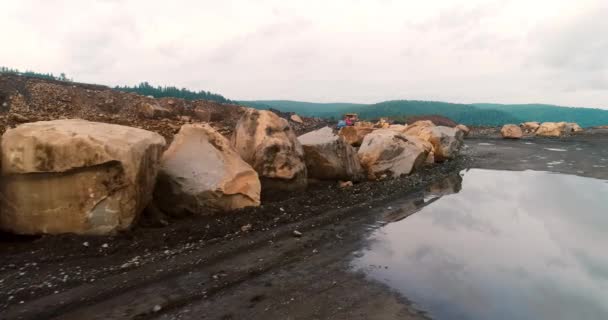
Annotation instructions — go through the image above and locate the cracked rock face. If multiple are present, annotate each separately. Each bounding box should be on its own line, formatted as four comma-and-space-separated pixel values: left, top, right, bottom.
358, 129, 427, 179
155, 123, 261, 216
232, 109, 307, 195
406, 123, 464, 162
0, 119, 165, 235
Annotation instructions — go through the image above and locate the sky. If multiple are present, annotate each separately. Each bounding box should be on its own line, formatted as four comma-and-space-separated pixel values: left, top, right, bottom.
2, 0, 607, 108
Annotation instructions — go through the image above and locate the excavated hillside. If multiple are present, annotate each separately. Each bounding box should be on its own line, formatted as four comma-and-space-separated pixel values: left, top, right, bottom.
0, 74, 327, 142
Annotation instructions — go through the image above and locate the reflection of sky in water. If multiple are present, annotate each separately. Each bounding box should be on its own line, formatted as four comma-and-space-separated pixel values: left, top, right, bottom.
352, 169, 608, 320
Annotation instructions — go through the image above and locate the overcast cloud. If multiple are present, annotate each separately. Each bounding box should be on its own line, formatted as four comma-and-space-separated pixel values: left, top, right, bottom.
2, 0, 607, 108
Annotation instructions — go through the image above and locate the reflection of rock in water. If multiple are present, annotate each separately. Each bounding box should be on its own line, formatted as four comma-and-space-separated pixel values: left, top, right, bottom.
426, 173, 463, 196
383, 173, 463, 223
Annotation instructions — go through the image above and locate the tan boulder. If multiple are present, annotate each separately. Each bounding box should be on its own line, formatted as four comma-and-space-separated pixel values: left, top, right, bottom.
501, 124, 523, 139
403, 120, 435, 136
0, 119, 165, 235
138, 101, 172, 119
403, 135, 435, 164
232, 108, 307, 194
414, 126, 464, 161
155, 124, 260, 216
290, 114, 304, 124
536, 122, 567, 137
455, 124, 470, 136
521, 122, 540, 133
298, 127, 364, 181
357, 129, 427, 179
338, 126, 374, 147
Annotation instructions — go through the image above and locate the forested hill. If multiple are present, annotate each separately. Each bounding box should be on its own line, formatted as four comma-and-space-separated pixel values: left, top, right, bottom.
1, 67, 234, 104
115, 82, 233, 104
472, 103, 608, 127
241, 100, 366, 118
240, 100, 608, 127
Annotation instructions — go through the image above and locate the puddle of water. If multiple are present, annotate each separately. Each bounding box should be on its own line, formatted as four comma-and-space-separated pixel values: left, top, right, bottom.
352, 169, 608, 320
544, 148, 568, 152
477, 143, 494, 146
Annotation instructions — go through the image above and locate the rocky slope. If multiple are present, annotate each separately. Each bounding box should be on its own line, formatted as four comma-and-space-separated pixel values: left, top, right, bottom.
0, 74, 326, 142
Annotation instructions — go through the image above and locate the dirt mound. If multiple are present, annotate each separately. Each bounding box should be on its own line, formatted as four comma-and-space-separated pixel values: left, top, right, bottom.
403, 114, 458, 127
0, 74, 327, 142
0, 74, 248, 142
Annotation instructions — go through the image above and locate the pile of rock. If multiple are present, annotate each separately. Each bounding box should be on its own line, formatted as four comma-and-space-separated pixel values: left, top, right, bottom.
535, 122, 583, 137
338, 120, 462, 178
0, 112, 466, 236
498, 121, 584, 139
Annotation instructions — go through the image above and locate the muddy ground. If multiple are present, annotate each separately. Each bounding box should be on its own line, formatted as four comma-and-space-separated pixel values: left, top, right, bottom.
1, 133, 607, 320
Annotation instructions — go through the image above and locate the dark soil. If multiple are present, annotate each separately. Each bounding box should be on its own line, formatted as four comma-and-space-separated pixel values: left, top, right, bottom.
0, 156, 468, 319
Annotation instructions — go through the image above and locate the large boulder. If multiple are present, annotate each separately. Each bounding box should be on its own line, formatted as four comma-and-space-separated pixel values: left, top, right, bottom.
455, 124, 470, 137
357, 129, 427, 179
0, 119, 165, 235
536, 122, 567, 137
155, 124, 261, 216
521, 122, 540, 133
137, 101, 172, 119
403, 135, 435, 164
298, 127, 363, 181
338, 126, 374, 147
410, 126, 464, 161
232, 108, 307, 194
403, 120, 435, 136
501, 124, 523, 139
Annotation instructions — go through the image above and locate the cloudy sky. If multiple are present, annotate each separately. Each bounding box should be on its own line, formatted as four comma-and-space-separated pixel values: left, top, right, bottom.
2, 0, 607, 108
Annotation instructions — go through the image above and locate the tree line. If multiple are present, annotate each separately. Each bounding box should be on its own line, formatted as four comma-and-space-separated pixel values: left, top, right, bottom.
115, 82, 233, 104
1, 67, 233, 104
0, 66, 72, 82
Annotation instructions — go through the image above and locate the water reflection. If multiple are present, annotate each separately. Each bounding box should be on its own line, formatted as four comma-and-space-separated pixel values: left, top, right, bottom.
353, 169, 608, 320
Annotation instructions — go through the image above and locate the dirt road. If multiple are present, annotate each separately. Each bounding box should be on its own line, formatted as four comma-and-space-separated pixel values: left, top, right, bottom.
1, 133, 607, 320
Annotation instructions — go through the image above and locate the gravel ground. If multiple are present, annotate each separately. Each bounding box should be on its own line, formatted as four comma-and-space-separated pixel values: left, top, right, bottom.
1, 132, 607, 320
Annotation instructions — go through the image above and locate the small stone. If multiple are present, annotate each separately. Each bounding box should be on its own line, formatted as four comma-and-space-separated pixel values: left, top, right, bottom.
293, 230, 303, 237
338, 181, 353, 188
153, 305, 162, 312
240, 224, 252, 232
101, 243, 108, 248
83, 242, 89, 247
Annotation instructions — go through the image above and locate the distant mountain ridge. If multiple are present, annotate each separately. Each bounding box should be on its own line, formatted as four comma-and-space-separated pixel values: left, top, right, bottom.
240, 100, 608, 127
